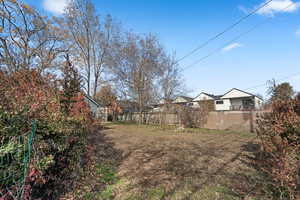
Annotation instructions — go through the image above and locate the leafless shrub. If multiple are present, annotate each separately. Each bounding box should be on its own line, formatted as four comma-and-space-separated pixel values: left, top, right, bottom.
177, 105, 209, 128
256, 100, 300, 199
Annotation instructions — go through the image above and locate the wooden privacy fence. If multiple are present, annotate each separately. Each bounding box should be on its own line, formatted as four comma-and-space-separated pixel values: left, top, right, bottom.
118, 111, 267, 132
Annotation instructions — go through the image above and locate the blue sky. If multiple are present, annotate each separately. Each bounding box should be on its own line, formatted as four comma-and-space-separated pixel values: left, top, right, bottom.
27, 0, 300, 98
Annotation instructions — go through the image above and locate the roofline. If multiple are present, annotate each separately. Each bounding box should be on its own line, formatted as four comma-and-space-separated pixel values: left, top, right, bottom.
220, 88, 263, 100
178, 95, 193, 100
83, 93, 100, 107
173, 96, 193, 103
192, 92, 219, 101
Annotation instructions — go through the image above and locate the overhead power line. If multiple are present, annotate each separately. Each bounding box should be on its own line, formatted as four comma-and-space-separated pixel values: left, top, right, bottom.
180, 2, 295, 72
176, 0, 274, 63
244, 72, 300, 91
192, 72, 300, 97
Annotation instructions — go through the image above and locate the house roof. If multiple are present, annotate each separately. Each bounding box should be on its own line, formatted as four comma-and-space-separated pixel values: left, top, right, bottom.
83, 94, 101, 107
201, 92, 215, 99
193, 92, 222, 101
177, 96, 193, 102
116, 100, 139, 110
193, 88, 263, 101
221, 88, 263, 100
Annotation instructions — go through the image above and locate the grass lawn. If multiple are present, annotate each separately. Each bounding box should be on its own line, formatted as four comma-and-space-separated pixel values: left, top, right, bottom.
70, 123, 265, 200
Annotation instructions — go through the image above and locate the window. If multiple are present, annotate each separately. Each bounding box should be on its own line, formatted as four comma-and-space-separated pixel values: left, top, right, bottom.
216, 100, 224, 104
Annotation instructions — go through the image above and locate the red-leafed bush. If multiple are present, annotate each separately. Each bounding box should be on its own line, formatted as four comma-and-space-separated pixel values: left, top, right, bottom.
256, 100, 300, 199
69, 94, 93, 126
0, 70, 93, 199
0, 70, 62, 122
177, 105, 209, 128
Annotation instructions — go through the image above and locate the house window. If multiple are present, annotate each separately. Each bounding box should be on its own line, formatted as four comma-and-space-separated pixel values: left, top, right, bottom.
216, 100, 224, 104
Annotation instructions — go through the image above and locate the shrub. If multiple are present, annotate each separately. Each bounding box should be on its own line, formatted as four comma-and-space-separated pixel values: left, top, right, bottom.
0, 70, 93, 199
177, 105, 209, 128
256, 100, 300, 199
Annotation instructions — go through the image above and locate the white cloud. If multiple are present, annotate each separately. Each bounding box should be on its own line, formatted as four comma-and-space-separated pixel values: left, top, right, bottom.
296, 28, 300, 35
222, 43, 243, 52
256, 0, 300, 16
43, 0, 71, 14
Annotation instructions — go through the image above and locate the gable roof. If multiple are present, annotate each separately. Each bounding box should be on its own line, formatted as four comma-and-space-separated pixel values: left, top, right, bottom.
193, 92, 222, 101
221, 88, 263, 100
173, 96, 193, 103
201, 92, 216, 99
179, 96, 193, 101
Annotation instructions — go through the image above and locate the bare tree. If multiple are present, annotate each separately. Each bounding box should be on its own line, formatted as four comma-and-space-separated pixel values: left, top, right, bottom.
0, 0, 63, 73
109, 33, 164, 124
64, 0, 118, 97
159, 54, 184, 126
91, 15, 119, 98
63, 0, 99, 96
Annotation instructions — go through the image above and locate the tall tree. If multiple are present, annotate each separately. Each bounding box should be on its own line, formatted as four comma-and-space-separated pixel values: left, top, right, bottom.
159, 54, 184, 126
64, 0, 99, 96
0, 0, 63, 73
109, 33, 164, 124
91, 15, 119, 98
160, 54, 183, 106
64, 0, 118, 97
268, 79, 294, 102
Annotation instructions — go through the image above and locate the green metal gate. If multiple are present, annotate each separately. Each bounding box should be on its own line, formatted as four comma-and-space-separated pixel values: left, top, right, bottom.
0, 120, 36, 199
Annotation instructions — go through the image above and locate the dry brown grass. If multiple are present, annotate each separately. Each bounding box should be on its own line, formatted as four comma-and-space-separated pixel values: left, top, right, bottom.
86, 123, 263, 200
63, 123, 266, 200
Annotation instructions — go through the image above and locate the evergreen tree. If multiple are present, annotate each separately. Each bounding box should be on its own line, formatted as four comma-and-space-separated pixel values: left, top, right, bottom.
60, 54, 82, 114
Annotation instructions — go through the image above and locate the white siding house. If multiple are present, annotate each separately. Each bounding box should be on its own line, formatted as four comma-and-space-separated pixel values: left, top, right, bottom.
254, 96, 263, 110
191, 93, 215, 108
172, 96, 193, 106
216, 88, 263, 111
193, 89, 264, 111
193, 93, 215, 101
215, 99, 231, 111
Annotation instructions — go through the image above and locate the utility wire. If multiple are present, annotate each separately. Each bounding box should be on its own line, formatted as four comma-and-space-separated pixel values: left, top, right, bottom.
244, 72, 300, 91
192, 72, 300, 97
176, 0, 274, 63
180, 2, 295, 72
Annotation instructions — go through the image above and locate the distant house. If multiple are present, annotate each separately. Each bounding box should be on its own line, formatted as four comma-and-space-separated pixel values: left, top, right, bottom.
193, 88, 263, 111
216, 88, 263, 111
117, 100, 139, 113
191, 92, 220, 110
172, 96, 193, 106
151, 98, 174, 112
83, 94, 101, 117
99, 100, 140, 121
